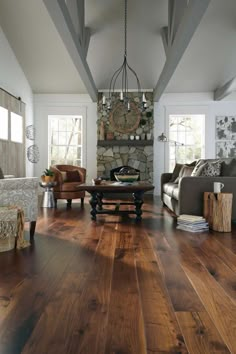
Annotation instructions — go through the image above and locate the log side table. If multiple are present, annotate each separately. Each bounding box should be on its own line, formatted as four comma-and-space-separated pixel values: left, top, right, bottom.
203, 192, 233, 232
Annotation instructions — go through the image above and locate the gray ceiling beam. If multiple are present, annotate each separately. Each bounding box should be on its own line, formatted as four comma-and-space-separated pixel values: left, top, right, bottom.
154, 0, 211, 102
43, 0, 97, 102
214, 77, 236, 100
161, 27, 168, 56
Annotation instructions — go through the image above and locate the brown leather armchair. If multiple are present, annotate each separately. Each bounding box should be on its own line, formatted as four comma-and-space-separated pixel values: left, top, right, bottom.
50, 165, 86, 207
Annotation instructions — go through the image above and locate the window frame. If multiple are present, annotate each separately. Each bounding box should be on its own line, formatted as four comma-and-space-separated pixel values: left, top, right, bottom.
48, 113, 87, 168
165, 106, 207, 171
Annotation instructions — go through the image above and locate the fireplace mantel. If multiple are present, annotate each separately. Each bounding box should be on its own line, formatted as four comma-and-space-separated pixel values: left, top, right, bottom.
97, 139, 153, 147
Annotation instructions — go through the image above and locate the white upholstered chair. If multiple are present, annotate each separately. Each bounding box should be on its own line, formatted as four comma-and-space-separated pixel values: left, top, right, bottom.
0, 177, 39, 239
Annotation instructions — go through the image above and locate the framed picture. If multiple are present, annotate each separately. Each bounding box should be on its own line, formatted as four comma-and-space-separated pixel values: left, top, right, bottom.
216, 116, 236, 140
216, 140, 236, 158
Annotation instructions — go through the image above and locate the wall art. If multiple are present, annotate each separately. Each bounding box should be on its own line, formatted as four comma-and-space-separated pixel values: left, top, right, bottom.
215, 116, 236, 140
27, 144, 40, 163
216, 140, 236, 158
26, 124, 36, 140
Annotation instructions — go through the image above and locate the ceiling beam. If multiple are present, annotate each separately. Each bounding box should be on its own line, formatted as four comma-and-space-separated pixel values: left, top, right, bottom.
214, 77, 236, 100
154, 0, 211, 102
161, 27, 168, 56
43, 0, 97, 102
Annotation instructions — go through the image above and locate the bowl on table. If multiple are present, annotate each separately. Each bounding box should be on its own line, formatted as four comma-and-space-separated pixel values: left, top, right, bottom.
114, 167, 139, 183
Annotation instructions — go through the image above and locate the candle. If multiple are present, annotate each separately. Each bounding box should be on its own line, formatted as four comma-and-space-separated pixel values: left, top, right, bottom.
142, 93, 146, 103
102, 95, 106, 105
120, 91, 124, 101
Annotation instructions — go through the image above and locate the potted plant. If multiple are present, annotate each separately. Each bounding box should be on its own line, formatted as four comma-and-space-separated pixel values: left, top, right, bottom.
41, 168, 55, 183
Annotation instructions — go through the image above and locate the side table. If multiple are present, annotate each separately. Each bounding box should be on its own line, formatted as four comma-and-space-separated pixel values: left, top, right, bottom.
203, 192, 233, 232
39, 181, 57, 208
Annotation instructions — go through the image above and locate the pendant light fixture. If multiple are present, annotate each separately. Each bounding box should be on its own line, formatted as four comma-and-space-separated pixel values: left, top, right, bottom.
102, 0, 147, 112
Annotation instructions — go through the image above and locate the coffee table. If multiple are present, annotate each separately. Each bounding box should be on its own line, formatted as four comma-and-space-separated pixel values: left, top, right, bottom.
76, 181, 154, 221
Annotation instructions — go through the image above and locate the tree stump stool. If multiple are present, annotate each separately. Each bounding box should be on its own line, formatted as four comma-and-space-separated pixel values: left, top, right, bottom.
203, 192, 233, 232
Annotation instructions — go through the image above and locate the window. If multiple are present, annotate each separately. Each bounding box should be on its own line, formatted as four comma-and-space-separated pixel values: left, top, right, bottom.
48, 115, 83, 166
0, 106, 8, 140
11, 112, 23, 143
168, 114, 205, 171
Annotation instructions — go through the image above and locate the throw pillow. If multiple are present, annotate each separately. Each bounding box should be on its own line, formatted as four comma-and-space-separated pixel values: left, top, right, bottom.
221, 159, 236, 176
191, 159, 205, 176
61, 171, 67, 182
197, 160, 222, 177
66, 170, 81, 182
0, 167, 4, 179
169, 163, 183, 183
175, 165, 194, 183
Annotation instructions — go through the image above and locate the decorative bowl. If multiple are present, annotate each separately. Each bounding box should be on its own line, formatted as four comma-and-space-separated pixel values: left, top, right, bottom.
114, 173, 139, 183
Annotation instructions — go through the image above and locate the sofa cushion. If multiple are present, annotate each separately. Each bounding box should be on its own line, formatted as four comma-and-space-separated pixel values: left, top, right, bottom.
61, 181, 83, 192
163, 182, 179, 200
191, 159, 205, 176
196, 160, 222, 177
170, 161, 196, 183
221, 158, 236, 176
169, 163, 183, 183
66, 170, 81, 182
174, 165, 194, 183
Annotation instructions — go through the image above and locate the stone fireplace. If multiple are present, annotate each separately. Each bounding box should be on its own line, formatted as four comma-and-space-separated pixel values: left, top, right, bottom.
97, 92, 154, 182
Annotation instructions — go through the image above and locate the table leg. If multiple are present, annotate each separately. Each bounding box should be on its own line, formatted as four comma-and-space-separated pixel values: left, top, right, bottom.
97, 192, 104, 210
133, 191, 144, 221
89, 192, 98, 220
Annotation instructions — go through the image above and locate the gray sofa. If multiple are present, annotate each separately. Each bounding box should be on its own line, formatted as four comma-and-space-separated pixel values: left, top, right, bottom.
161, 158, 236, 220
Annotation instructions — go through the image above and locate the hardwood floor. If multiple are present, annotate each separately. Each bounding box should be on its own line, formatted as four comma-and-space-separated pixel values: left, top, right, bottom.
0, 197, 236, 353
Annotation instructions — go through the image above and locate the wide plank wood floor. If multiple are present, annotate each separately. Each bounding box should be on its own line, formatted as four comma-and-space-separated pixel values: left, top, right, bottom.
0, 197, 236, 353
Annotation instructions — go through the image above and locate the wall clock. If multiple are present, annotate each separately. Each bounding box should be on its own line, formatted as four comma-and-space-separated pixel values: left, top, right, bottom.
109, 102, 141, 133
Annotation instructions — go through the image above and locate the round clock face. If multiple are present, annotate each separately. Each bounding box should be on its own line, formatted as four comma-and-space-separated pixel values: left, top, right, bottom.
109, 102, 141, 133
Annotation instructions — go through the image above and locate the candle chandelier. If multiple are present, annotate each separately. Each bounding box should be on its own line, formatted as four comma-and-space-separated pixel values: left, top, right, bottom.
102, 0, 147, 112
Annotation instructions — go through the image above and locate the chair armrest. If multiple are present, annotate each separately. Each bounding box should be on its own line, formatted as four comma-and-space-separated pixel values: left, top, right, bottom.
161, 173, 173, 201
0, 177, 39, 222
50, 166, 63, 185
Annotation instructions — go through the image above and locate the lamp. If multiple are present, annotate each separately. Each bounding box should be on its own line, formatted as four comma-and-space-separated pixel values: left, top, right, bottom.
102, 0, 146, 112
158, 132, 184, 163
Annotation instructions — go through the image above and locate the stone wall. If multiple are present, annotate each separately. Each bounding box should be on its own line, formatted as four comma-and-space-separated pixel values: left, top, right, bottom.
97, 92, 154, 182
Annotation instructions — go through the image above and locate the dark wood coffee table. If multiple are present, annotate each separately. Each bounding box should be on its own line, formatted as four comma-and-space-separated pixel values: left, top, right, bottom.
76, 181, 154, 221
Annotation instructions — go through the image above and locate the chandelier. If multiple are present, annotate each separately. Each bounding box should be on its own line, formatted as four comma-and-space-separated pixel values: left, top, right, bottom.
102, 0, 146, 112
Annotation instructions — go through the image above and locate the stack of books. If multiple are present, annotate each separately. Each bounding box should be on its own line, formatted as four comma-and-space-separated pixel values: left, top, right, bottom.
177, 214, 209, 233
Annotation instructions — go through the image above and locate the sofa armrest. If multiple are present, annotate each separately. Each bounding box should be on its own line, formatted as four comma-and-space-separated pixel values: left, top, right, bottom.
161, 173, 173, 201
178, 176, 236, 217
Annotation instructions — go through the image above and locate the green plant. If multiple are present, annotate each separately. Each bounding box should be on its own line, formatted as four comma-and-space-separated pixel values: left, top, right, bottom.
43, 168, 54, 177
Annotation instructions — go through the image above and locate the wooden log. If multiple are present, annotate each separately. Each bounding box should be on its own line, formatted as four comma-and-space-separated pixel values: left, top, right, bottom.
204, 192, 233, 232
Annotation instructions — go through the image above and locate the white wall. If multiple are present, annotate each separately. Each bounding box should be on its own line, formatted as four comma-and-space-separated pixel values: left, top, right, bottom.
0, 25, 34, 176
34, 94, 97, 183
154, 93, 236, 196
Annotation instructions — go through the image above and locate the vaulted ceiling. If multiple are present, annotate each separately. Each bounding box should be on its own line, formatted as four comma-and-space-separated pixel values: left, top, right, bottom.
0, 0, 236, 101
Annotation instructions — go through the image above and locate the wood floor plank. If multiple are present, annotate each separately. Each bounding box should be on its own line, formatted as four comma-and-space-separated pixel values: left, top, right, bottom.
137, 260, 188, 353
105, 248, 147, 354
176, 312, 230, 353
22, 232, 116, 354
150, 230, 204, 312
0, 239, 77, 354
180, 244, 236, 354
